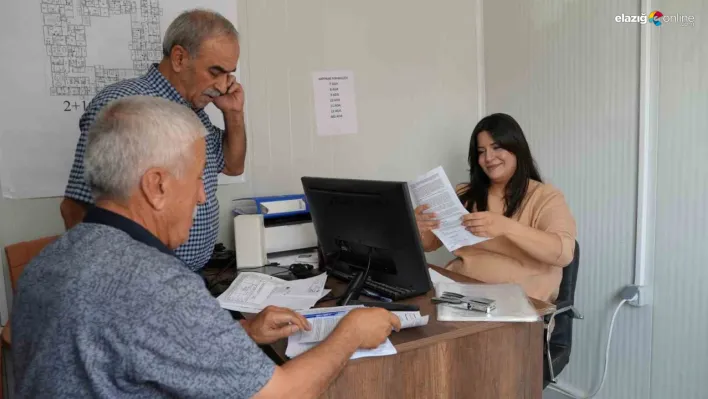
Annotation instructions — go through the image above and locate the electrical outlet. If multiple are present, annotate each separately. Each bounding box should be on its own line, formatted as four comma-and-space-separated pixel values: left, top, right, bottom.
627, 285, 652, 307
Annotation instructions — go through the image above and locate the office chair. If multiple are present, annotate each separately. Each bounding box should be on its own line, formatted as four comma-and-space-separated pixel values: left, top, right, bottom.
2, 235, 60, 399
543, 241, 583, 387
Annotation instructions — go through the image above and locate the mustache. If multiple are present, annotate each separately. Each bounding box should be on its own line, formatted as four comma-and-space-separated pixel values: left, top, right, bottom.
203, 88, 222, 98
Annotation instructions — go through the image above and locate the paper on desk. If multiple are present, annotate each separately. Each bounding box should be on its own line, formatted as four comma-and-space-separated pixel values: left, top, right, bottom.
217, 272, 328, 313
408, 166, 488, 252
294, 307, 429, 344
286, 337, 397, 360
286, 306, 429, 360
395, 311, 430, 329
285, 305, 388, 359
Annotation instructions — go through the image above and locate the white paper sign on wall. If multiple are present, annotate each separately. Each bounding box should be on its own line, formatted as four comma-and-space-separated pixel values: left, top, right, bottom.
312, 70, 359, 137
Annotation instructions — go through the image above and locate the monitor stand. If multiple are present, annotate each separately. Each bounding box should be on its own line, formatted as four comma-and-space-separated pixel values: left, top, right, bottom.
336, 268, 419, 312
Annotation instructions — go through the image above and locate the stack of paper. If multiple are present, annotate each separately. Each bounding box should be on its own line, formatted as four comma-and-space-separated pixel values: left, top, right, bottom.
408, 166, 488, 252
286, 306, 430, 360
435, 282, 539, 322
217, 272, 329, 313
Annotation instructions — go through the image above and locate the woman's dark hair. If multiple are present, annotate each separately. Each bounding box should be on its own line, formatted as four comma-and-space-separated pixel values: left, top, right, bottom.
459, 113, 542, 218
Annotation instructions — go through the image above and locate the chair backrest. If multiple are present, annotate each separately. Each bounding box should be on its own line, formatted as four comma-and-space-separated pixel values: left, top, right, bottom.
4, 235, 59, 293
556, 241, 581, 305
550, 241, 581, 347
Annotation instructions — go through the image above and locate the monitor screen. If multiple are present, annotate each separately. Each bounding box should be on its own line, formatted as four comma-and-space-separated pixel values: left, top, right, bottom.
302, 176, 432, 295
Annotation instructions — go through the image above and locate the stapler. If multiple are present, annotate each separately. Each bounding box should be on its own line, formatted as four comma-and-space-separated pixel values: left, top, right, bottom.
431, 291, 496, 313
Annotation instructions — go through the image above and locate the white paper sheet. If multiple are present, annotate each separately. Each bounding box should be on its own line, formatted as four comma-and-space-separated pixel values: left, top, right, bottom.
312, 70, 358, 136
394, 311, 430, 329
295, 309, 428, 343
278, 275, 329, 297
217, 272, 327, 313
286, 305, 405, 360
286, 337, 398, 360
295, 306, 362, 343
408, 166, 488, 251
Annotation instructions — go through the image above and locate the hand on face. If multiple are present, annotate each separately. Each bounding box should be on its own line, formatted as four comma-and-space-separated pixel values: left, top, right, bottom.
212, 74, 245, 113
461, 211, 516, 238
173, 34, 241, 110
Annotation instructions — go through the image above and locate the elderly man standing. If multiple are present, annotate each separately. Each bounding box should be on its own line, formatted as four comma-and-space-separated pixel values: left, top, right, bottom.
13, 96, 400, 399
61, 9, 245, 271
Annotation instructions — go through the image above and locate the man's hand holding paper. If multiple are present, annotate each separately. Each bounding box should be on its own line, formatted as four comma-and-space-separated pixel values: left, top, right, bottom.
240, 305, 313, 344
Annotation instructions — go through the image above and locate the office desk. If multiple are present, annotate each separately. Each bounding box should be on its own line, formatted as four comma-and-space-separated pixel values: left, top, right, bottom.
266, 265, 554, 399
429, 265, 556, 316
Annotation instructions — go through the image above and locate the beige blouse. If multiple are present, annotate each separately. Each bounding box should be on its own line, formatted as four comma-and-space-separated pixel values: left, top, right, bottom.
444, 180, 577, 302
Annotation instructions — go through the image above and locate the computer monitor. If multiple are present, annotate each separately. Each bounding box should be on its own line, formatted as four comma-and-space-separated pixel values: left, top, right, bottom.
301, 176, 433, 309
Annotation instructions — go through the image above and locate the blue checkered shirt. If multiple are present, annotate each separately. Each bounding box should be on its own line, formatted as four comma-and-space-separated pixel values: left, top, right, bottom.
65, 64, 225, 271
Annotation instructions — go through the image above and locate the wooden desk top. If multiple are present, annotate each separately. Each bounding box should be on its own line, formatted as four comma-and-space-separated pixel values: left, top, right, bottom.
269, 265, 555, 360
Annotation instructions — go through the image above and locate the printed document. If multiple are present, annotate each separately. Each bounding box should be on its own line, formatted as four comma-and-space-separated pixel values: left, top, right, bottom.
285, 306, 429, 359
286, 336, 398, 360
408, 166, 488, 251
217, 272, 328, 313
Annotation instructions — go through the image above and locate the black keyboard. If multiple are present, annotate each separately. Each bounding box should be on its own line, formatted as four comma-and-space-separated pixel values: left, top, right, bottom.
327, 268, 418, 301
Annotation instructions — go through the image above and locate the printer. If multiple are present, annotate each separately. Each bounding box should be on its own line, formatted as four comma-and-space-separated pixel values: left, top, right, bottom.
232, 195, 318, 269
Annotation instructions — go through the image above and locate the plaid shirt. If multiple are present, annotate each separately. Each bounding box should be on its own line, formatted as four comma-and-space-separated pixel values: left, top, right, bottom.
65, 64, 225, 271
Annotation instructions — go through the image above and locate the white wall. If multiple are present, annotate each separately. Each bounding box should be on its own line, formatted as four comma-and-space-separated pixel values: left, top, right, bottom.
651, 0, 708, 397
0, 0, 480, 321
483, 2, 649, 398
483, 1, 708, 398
237, 0, 480, 274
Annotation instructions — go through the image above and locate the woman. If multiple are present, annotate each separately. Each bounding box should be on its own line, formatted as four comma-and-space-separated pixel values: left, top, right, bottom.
416, 113, 576, 302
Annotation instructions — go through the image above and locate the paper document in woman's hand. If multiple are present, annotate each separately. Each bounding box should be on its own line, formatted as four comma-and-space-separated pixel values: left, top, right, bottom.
409, 166, 488, 251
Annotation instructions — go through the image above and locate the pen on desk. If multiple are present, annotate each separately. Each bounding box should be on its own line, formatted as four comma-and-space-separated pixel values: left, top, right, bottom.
361, 288, 393, 303
304, 311, 345, 319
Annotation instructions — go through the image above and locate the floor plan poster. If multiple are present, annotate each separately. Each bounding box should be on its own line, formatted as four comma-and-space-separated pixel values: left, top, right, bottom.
0, 0, 239, 199
41, 0, 163, 98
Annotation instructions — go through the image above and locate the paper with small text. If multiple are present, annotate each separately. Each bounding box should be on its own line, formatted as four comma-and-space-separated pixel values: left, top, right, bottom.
312, 70, 358, 136
408, 166, 488, 251
285, 306, 429, 360
217, 272, 328, 313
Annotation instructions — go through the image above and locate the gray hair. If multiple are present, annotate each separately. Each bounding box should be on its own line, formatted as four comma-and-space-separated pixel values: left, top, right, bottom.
84, 96, 207, 201
162, 9, 239, 58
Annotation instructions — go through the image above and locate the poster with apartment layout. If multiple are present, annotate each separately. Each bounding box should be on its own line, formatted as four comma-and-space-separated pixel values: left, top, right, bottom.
0, 0, 240, 199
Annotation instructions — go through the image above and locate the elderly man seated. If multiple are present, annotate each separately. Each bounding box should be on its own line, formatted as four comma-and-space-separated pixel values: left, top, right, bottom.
11, 96, 400, 399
